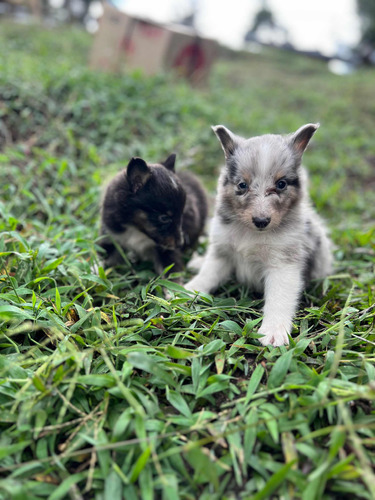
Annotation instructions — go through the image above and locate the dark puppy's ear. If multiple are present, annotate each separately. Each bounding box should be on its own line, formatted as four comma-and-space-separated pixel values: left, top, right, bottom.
162, 153, 176, 171
212, 125, 239, 160
289, 123, 319, 158
127, 157, 151, 193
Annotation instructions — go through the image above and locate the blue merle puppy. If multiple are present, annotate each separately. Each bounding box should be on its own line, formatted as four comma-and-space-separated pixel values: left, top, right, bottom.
185, 124, 333, 347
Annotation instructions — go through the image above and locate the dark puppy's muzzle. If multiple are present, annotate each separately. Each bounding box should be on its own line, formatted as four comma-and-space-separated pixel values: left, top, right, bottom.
252, 216, 271, 229
161, 231, 184, 250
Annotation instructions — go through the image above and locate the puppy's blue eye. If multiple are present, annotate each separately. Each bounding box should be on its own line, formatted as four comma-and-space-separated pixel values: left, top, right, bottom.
159, 214, 171, 224
276, 179, 287, 191
238, 182, 248, 190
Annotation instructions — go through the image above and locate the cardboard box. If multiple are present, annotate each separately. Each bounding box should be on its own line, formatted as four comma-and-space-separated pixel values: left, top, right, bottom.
90, 3, 218, 84
90, 3, 132, 72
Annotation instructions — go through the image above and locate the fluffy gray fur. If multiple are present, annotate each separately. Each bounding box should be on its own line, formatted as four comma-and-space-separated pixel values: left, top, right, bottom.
185, 123, 333, 347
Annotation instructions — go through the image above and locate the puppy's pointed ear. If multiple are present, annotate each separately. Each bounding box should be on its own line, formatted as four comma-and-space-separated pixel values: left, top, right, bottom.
289, 123, 319, 158
127, 157, 151, 193
212, 125, 239, 159
162, 153, 176, 171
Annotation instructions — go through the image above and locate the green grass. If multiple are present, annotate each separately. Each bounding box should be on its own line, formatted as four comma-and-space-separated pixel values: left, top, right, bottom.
0, 21, 375, 500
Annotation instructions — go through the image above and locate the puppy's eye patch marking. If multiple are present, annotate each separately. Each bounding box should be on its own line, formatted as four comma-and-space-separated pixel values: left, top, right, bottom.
285, 177, 300, 188
273, 176, 300, 192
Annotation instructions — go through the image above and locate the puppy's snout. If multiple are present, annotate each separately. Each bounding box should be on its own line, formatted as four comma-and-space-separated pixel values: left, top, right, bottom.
163, 236, 177, 249
162, 231, 184, 250
252, 216, 271, 229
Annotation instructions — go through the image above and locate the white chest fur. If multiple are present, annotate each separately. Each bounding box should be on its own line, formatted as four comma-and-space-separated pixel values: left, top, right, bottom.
110, 225, 155, 260
210, 216, 305, 290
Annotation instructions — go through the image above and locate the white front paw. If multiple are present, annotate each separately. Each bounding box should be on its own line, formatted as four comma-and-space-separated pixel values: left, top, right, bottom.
258, 324, 290, 347
186, 253, 205, 272
184, 278, 207, 294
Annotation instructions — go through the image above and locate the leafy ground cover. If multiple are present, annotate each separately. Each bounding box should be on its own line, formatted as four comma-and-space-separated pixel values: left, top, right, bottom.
0, 21, 374, 500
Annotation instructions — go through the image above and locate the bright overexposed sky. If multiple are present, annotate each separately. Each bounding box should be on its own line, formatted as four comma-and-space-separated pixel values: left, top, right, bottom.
112, 0, 361, 56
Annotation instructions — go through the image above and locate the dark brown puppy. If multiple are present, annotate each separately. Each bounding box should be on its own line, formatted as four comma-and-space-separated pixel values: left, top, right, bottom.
99, 154, 208, 275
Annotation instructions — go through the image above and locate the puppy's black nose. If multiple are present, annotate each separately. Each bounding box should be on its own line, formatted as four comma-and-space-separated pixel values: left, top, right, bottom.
252, 217, 271, 229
